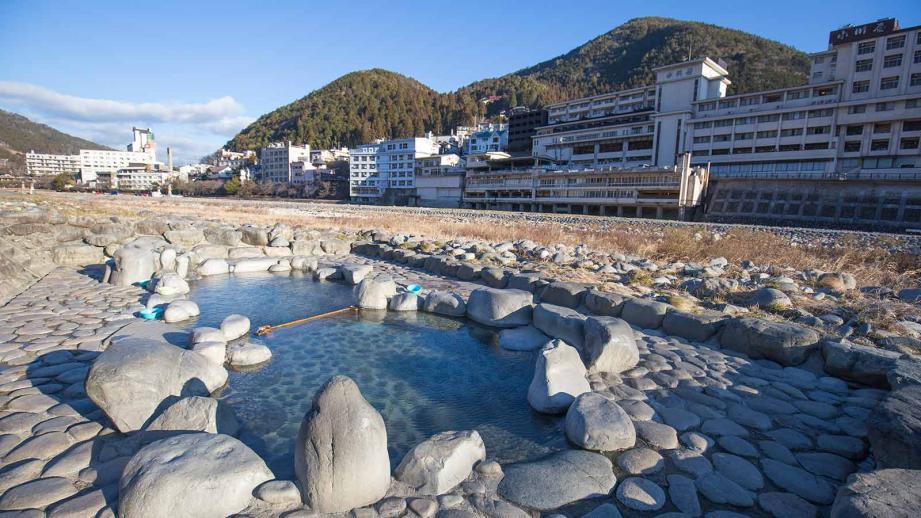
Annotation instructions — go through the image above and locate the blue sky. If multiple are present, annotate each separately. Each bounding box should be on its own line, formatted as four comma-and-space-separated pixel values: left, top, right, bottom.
1, 0, 918, 163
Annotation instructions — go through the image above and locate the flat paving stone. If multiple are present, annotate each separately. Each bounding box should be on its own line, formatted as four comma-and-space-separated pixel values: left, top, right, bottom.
0, 476, 78, 510
615, 477, 665, 511
712, 453, 763, 491
633, 420, 679, 449
666, 474, 701, 517
757, 491, 817, 518
616, 448, 663, 475
761, 458, 836, 505
695, 472, 755, 507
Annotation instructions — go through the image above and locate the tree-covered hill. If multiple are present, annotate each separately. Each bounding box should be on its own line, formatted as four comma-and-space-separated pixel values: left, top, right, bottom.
228, 17, 811, 151
0, 109, 110, 156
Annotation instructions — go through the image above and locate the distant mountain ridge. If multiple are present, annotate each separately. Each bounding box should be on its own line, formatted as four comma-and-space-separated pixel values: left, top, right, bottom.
0, 109, 110, 169
228, 16, 812, 151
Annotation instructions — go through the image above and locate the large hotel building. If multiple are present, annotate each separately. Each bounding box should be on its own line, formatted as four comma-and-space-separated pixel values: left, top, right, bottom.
465, 18, 921, 228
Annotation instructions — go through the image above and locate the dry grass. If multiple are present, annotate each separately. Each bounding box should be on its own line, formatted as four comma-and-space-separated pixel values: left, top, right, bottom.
5, 190, 919, 291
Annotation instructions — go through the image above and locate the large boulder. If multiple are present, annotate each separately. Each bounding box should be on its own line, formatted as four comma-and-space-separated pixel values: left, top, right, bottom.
533, 303, 586, 349
584, 290, 625, 317
583, 316, 638, 374
51, 244, 104, 266
119, 433, 272, 518
354, 277, 397, 310
233, 257, 278, 273
466, 288, 533, 328
111, 237, 165, 286
424, 291, 466, 317
341, 264, 373, 285
85, 338, 228, 432
830, 469, 921, 518
164, 228, 204, 248
321, 239, 351, 255
220, 314, 251, 341
620, 298, 669, 329
152, 272, 190, 296
144, 396, 239, 438
565, 392, 635, 452
498, 450, 617, 511
240, 226, 269, 246
394, 430, 486, 495
291, 239, 322, 256
528, 339, 590, 414
295, 376, 390, 512
868, 385, 921, 469
499, 325, 549, 351
720, 317, 821, 366
197, 258, 230, 276
822, 340, 902, 388
540, 282, 589, 309
662, 310, 728, 342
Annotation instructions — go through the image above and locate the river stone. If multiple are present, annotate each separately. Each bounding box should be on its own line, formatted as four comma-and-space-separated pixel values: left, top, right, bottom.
830, 468, 921, 518
119, 433, 272, 518
540, 282, 589, 309
395, 430, 486, 495
633, 420, 679, 449
616, 477, 666, 511
758, 492, 816, 518
234, 257, 278, 273
584, 290, 625, 317
695, 472, 755, 507
465, 288, 533, 328
581, 503, 623, 518
662, 310, 728, 342
52, 244, 104, 266
620, 298, 669, 329
163, 300, 200, 323
192, 341, 226, 365
0, 476, 78, 510
528, 339, 590, 414
85, 337, 228, 432
218, 314, 250, 341
341, 264, 373, 285
761, 458, 835, 505
498, 450, 617, 511
720, 318, 820, 366
583, 317, 638, 374
111, 237, 163, 286
197, 258, 230, 276
255, 480, 302, 504
712, 453, 763, 491
564, 392, 635, 451
295, 376, 390, 513
617, 448, 664, 475
867, 385, 921, 469
424, 291, 466, 317
533, 303, 586, 349
144, 396, 239, 437
498, 325, 549, 351
355, 277, 397, 310
389, 292, 421, 312
667, 474, 701, 517
822, 340, 902, 388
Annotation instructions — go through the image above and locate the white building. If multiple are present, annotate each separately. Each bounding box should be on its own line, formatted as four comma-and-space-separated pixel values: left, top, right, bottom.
310, 148, 349, 166
290, 160, 318, 187
79, 149, 156, 184
349, 137, 439, 203
414, 154, 465, 208
25, 152, 81, 177
258, 142, 310, 183
96, 165, 178, 192
127, 127, 157, 161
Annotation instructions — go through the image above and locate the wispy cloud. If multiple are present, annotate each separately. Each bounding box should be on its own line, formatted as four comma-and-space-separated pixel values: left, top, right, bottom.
0, 81, 254, 163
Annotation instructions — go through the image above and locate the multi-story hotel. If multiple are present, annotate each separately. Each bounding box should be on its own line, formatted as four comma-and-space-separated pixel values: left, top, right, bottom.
413, 154, 465, 208
464, 124, 508, 154
258, 142, 311, 184
25, 153, 81, 177
349, 137, 439, 203
471, 18, 921, 227
26, 127, 159, 183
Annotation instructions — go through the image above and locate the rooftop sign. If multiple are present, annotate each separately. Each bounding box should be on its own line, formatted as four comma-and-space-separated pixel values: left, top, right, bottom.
829, 19, 898, 45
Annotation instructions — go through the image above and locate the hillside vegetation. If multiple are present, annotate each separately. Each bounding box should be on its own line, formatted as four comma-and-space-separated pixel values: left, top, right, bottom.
0, 109, 110, 156
228, 17, 811, 151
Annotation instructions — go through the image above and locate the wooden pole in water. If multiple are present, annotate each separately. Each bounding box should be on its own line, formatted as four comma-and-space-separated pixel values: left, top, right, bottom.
255, 306, 358, 336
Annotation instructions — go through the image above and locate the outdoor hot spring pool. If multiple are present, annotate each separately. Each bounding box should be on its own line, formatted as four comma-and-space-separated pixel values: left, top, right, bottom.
182, 272, 564, 478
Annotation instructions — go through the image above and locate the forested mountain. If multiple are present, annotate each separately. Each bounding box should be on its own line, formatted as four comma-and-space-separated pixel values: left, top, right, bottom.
0, 109, 110, 161
228, 17, 811, 151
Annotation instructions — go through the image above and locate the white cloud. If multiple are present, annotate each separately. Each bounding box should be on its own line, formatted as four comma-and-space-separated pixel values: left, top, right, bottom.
0, 81, 255, 163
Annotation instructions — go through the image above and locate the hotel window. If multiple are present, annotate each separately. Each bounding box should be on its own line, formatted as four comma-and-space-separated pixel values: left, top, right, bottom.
787, 90, 809, 100
806, 126, 830, 135
757, 114, 780, 123
780, 128, 803, 137
912, 73, 921, 87
904, 120, 921, 131
883, 54, 903, 68
857, 41, 875, 54
855, 59, 873, 72
875, 102, 894, 112
852, 80, 870, 93
692, 136, 710, 144
874, 123, 891, 134
870, 139, 889, 151
735, 132, 754, 140
782, 111, 806, 121
846, 125, 864, 136
757, 130, 778, 138
880, 76, 899, 90
886, 35, 905, 50
714, 119, 733, 127
698, 102, 715, 112
916, 50, 921, 64
694, 121, 712, 129
901, 137, 920, 150
713, 134, 731, 142
844, 141, 862, 152
740, 96, 759, 106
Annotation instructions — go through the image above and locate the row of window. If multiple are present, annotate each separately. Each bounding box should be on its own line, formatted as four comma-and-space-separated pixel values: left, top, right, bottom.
853, 73, 921, 92
696, 143, 831, 156
843, 137, 920, 152
854, 50, 921, 72
856, 33, 920, 55
698, 87, 838, 112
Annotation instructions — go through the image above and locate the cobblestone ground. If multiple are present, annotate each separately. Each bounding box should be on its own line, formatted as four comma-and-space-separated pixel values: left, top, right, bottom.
0, 261, 883, 517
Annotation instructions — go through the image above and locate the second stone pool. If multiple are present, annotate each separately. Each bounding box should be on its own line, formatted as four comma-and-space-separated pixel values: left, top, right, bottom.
183, 272, 564, 478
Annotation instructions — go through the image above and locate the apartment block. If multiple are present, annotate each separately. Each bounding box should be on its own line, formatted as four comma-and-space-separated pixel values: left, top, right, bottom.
349, 137, 438, 204
464, 124, 508, 154
25, 153, 81, 177
258, 142, 310, 184
507, 108, 548, 154
413, 154, 464, 208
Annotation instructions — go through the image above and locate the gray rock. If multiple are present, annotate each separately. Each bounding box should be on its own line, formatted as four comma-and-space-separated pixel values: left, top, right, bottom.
758, 492, 816, 518
868, 385, 921, 469
389, 292, 421, 312
85, 337, 228, 432
795, 452, 855, 481
616, 448, 663, 475
580, 503, 623, 518
720, 318, 821, 366
465, 288, 533, 328
354, 277, 397, 310
633, 420, 679, 449
750, 288, 792, 309
822, 340, 902, 388
616, 477, 665, 511
620, 298, 669, 329
144, 396, 239, 437
528, 339, 590, 414
695, 472, 755, 507
255, 480, 302, 505
498, 325, 549, 351
662, 310, 728, 342
111, 237, 163, 286
295, 376, 390, 513
227, 342, 272, 367
498, 450, 617, 511
342, 264, 373, 285
583, 317, 638, 374
533, 303, 586, 349
197, 258, 230, 276
712, 453, 763, 491
395, 430, 485, 495
118, 433, 272, 518
424, 291, 466, 317
163, 300, 200, 323
666, 449, 713, 477
220, 314, 250, 341
52, 244, 104, 266
888, 359, 921, 390
830, 468, 921, 518
480, 268, 508, 289
584, 290, 625, 317
0, 476, 77, 510
564, 392, 635, 452
667, 474, 701, 517
540, 282, 589, 308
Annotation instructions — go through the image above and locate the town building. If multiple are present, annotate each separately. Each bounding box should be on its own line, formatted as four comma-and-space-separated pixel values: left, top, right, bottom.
507, 108, 548, 155
310, 148, 349, 166
208, 149, 256, 169
25, 152, 81, 177
78, 149, 156, 184
349, 137, 439, 204
95, 164, 178, 192
26, 128, 161, 183
258, 142, 310, 183
464, 123, 508, 155
412, 154, 465, 207
290, 160, 318, 187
